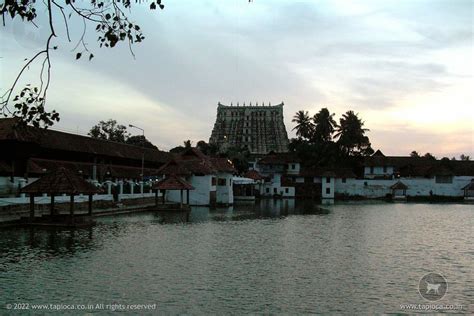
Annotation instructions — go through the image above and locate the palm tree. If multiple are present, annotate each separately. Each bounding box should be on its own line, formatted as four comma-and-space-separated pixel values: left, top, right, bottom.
312, 108, 337, 142
292, 110, 313, 140
335, 110, 371, 155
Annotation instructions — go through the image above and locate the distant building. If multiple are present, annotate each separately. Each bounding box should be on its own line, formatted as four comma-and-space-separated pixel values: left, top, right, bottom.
0, 118, 170, 197
156, 148, 236, 206
209, 102, 290, 156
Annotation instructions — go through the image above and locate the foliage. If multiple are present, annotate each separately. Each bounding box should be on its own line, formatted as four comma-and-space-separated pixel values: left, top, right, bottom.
289, 108, 373, 169
460, 154, 471, 161
1, 0, 165, 128
410, 150, 420, 157
291, 110, 313, 140
196, 140, 219, 156
183, 140, 192, 148
423, 152, 436, 160
219, 145, 250, 174
126, 135, 157, 149
335, 110, 373, 156
88, 119, 129, 142
311, 108, 337, 142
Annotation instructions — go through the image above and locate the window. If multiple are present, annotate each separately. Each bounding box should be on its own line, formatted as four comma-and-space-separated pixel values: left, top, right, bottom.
436, 175, 453, 183
326, 177, 330, 183
273, 188, 277, 194
383, 166, 387, 173
342, 178, 346, 183
326, 188, 331, 194
285, 188, 289, 194
291, 164, 296, 170
211, 177, 216, 186
266, 188, 270, 193
229, 179, 232, 186
370, 166, 374, 174
217, 178, 226, 186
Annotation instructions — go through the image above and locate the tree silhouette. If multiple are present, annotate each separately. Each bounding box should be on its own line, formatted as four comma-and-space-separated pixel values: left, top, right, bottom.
88, 119, 129, 142
292, 110, 313, 140
126, 135, 158, 149
1, 0, 165, 128
312, 108, 337, 142
335, 110, 373, 156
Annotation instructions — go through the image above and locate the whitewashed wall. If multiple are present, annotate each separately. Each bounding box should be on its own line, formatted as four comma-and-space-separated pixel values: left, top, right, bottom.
364, 166, 394, 178
167, 175, 214, 206
216, 172, 233, 205
287, 163, 300, 175
322, 177, 335, 198
335, 176, 472, 197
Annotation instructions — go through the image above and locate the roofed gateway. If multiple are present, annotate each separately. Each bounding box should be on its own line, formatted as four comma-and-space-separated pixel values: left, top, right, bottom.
209, 102, 290, 155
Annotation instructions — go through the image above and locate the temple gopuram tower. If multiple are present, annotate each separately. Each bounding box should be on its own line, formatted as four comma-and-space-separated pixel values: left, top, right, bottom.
209, 102, 290, 155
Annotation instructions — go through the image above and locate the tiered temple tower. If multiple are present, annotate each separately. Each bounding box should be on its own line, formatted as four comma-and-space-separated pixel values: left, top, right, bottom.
209, 102, 290, 155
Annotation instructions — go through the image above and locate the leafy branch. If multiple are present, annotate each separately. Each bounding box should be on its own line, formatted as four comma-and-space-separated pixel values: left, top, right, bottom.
0, 0, 165, 128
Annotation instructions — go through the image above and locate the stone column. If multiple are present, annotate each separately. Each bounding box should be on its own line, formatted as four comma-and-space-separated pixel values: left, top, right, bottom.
140, 181, 144, 195
19, 178, 26, 198
118, 181, 123, 202
106, 181, 112, 195
130, 181, 134, 195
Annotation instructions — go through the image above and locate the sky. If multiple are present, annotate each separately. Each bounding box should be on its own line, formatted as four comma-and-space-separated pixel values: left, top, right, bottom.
1, 0, 473, 157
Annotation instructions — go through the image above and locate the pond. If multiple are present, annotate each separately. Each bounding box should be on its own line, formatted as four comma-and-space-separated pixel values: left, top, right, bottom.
0, 200, 472, 314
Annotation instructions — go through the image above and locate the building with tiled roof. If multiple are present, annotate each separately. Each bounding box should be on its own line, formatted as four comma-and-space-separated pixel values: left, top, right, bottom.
157, 147, 236, 206
0, 118, 170, 196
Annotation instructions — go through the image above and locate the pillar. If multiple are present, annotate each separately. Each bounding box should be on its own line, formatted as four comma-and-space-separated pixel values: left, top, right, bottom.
187, 190, 190, 205
130, 181, 134, 195
155, 190, 158, 206
180, 189, 183, 209
70, 194, 75, 223
140, 181, 144, 194
88, 194, 93, 216
118, 181, 123, 202
29, 194, 35, 222
106, 181, 112, 195
19, 178, 26, 198
50, 194, 55, 216
162, 190, 166, 204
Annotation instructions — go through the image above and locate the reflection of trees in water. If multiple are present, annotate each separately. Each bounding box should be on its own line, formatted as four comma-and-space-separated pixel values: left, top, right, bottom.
205, 200, 330, 222
0, 223, 132, 264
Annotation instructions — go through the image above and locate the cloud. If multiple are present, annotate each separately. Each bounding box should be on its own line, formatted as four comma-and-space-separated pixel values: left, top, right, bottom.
0, 0, 472, 154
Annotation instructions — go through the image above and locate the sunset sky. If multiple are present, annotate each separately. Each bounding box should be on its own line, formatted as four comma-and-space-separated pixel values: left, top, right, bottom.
1, 0, 472, 157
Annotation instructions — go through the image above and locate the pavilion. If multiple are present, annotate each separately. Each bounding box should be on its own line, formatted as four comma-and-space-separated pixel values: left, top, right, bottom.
152, 174, 194, 208
21, 167, 102, 225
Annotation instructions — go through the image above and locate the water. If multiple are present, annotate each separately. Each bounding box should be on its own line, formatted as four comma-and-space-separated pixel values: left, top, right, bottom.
0, 201, 473, 314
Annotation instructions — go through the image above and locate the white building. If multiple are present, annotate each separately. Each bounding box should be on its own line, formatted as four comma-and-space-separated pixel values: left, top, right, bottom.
336, 150, 474, 199
156, 148, 235, 206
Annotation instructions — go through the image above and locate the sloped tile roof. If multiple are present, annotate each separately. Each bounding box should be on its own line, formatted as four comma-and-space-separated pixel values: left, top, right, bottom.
152, 175, 194, 190
0, 118, 171, 164
21, 167, 102, 194
244, 170, 264, 180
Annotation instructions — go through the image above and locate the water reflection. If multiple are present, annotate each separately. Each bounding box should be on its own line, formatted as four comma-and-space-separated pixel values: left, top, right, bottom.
0, 202, 472, 314
194, 199, 330, 223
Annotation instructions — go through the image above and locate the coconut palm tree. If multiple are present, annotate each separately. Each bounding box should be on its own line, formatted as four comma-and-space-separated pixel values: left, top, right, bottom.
312, 108, 337, 142
292, 110, 313, 140
335, 110, 372, 155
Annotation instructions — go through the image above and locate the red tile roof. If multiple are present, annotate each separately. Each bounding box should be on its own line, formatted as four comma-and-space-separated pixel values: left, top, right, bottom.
244, 170, 264, 180
0, 118, 171, 164
210, 158, 236, 173
21, 167, 102, 195
157, 148, 236, 176
152, 175, 194, 190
